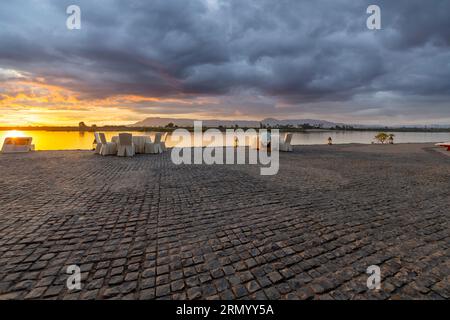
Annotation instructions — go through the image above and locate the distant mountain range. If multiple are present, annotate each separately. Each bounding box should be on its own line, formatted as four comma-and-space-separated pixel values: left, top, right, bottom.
130, 117, 450, 129
131, 117, 343, 128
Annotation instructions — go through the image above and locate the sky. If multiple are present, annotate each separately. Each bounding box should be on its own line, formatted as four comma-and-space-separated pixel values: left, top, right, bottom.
0, 0, 449, 126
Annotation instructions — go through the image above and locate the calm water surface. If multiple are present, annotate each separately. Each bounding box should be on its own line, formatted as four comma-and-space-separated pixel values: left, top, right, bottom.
0, 130, 449, 151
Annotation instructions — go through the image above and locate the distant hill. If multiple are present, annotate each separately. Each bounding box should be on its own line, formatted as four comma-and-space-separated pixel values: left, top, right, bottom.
131, 117, 259, 128
131, 117, 342, 128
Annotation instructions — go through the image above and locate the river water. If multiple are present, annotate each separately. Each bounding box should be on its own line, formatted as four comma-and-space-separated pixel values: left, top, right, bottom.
1, 130, 449, 150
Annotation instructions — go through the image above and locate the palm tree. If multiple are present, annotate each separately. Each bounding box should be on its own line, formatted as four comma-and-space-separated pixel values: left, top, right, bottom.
78, 122, 87, 131
375, 132, 389, 144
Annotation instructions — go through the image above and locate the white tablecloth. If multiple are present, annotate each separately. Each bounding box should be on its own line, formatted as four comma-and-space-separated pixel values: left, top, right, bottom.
112, 136, 151, 154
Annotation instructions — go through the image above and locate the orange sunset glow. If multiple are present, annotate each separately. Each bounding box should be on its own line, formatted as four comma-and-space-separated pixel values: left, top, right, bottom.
0, 75, 222, 126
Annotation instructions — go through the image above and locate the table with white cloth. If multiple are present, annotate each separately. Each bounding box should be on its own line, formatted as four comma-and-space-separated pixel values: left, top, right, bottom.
111, 136, 151, 154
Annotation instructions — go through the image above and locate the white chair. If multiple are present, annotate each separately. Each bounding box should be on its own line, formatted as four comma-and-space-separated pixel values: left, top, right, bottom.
144, 133, 163, 154
161, 133, 170, 152
117, 133, 135, 157
99, 133, 117, 156
1, 137, 35, 153
94, 132, 103, 154
132, 136, 151, 154
279, 133, 293, 152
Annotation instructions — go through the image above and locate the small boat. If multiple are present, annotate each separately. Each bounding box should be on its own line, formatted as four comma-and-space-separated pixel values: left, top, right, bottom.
435, 142, 450, 151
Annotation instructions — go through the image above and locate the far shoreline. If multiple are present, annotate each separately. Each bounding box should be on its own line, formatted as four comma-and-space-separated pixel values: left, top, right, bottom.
1, 126, 450, 133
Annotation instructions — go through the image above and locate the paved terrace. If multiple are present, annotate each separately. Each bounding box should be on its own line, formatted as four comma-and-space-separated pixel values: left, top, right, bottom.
0, 143, 449, 300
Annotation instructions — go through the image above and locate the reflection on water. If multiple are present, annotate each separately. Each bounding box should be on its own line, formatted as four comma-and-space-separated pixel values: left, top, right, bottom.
0, 130, 449, 151
2, 130, 26, 138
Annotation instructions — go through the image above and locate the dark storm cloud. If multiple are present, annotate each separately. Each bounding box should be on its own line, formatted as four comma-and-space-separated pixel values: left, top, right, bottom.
0, 0, 449, 121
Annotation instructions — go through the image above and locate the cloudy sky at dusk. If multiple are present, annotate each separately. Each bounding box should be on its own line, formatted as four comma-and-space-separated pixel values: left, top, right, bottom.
0, 0, 449, 126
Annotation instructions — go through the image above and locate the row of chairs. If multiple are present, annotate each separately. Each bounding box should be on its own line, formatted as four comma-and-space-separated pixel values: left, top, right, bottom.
94, 132, 168, 157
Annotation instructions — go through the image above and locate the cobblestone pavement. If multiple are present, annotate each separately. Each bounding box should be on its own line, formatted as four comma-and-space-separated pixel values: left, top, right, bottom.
0, 144, 449, 300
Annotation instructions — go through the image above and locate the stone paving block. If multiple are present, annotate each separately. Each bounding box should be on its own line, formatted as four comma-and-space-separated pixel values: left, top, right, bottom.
0, 146, 448, 300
